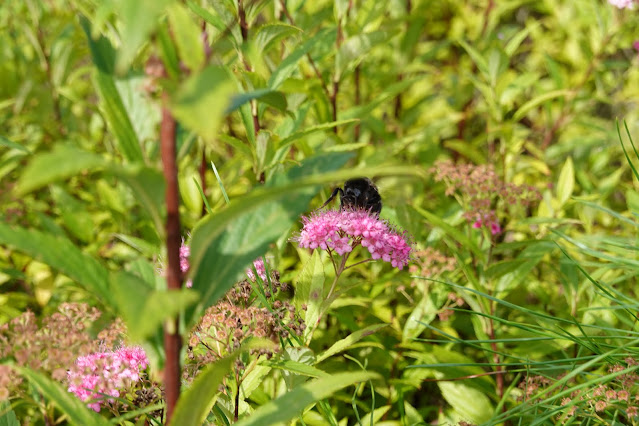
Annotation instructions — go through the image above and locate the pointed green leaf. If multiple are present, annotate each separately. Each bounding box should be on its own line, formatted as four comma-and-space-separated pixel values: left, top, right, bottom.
234, 371, 379, 426
294, 250, 326, 342
316, 324, 387, 363
268, 28, 336, 89
15, 145, 106, 195
167, 3, 205, 71
512, 90, 570, 122
225, 89, 288, 114
94, 71, 144, 162
557, 156, 574, 205
255, 23, 302, 53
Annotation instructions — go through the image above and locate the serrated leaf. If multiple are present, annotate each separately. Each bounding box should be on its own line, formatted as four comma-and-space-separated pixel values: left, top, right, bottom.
16, 367, 111, 426
316, 324, 387, 363
295, 250, 326, 342
170, 66, 235, 141
16, 145, 106, 195
167, 3, 205, 71
557, 156, 574, 205
235, 372, 379, 426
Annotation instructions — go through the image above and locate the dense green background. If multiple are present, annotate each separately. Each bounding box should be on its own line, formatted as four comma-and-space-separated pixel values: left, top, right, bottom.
1, 0, 639, 424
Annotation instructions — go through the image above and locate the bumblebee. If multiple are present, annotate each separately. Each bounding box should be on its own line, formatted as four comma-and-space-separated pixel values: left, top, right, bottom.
319, 177, 382, 215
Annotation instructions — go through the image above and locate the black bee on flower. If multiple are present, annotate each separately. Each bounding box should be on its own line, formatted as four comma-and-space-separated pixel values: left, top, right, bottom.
319, 177, 382, 216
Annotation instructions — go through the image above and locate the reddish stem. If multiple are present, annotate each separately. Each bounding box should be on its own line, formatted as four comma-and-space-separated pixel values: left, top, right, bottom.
160, 92, 183, 423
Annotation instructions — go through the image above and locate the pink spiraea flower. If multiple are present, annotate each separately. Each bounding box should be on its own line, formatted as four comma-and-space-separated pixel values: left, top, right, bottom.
608, 0, 635, 9
294, 209, 412, 270
179, 242, 193, 288
246, 258, 268, 282
67, 346, 148, 412
472, 211, 501, 236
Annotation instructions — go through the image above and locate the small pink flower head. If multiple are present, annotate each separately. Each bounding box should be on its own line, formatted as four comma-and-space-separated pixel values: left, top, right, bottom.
179, 241, 193, 288
246, 258, 268, 282
608, 0, 635, 9
67, 346, 149, 412
293, 209, 412, 270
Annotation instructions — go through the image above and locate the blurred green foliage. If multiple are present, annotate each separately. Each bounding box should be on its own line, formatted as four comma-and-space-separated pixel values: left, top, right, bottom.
1, 0, 639, 424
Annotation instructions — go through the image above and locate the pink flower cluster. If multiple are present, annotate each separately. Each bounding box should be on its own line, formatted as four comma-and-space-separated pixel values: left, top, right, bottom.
294, 210, 412, 270
67, 346, 148, 412
471, 211, 501, 235
246, 258, 268, 282
608, 0, 635, 9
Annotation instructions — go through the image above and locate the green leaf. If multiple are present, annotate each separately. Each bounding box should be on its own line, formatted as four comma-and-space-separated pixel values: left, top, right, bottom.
413, 206, 483, 259
512, 89, 570, 122
439, 381, 493, 424
268, 27, 336, 89
403, 283, 447, 342
557, 156, 574, 205
170, 66, 235, 141
167, 3, 205, 72
0, 223, 114, 308
50, 186, 95, 243
255, 23, 302, 53
79, 15, 116, 75
187, 153, 352, 326
15, 145, 106, 195
336, 30, 391, 80
262, 359, 329, 379
459, 40, 488, 78
225, 89, 288, 114
16, 366, 111, 426
316, 324, 387, 363
294, 250, 326, 342
116, 0, 174, 73
0, 400, 19, 426
94, 71, 144, 162
234, 371, 379, 426
110, 271, 199, 341
186, 0, 226, 32
112, 165, 166, 239
170, 340, 275, 426
0, 135, 29, 153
